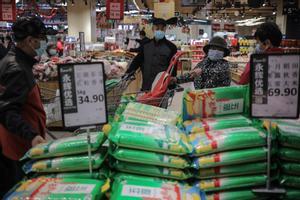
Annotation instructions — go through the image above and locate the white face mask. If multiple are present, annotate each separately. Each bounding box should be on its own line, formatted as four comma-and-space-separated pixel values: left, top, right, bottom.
207, 49, 224, 61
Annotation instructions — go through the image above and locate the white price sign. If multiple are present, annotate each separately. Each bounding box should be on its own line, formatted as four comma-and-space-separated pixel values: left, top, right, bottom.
250, 54, 300, 118
58, 63, 107, 127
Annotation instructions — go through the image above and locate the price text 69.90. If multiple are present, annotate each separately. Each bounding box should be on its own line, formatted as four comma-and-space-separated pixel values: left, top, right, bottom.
268, 88, 298, 97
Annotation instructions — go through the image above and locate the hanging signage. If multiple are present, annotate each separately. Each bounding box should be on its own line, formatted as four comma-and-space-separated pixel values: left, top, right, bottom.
0, 0, 16, 22
58, 62, 107, 127
250, 53, 300, 119
106, 0, 124, 20
283, 0, 299, 15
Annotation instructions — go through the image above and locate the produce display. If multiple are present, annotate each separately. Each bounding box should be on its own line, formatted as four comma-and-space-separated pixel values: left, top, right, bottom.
4, 178, 108, 200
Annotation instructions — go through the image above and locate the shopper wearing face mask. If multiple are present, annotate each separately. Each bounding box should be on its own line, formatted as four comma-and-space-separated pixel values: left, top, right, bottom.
125, 18, 178, 91
0, 16, 55, 198
238, 22, 283, 85
173, 36, 231, 89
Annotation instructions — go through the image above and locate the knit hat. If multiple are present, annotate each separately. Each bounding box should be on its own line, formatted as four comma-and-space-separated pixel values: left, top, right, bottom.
203, 36, 230, 57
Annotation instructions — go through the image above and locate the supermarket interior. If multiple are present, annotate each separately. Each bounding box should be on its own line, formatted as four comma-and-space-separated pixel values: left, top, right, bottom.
0, 0, 300, 199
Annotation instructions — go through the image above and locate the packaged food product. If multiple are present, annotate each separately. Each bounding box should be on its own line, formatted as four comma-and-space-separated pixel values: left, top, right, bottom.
182, 85, 247, 121
281, 163, 300, 175
280, 175, 300, 188
111, 173, 205, 200
109, 121, 192, 155
183, 115, 252, 134
22, 132, 106, 160
194, 175, 267, 192
23, 151, 107, 174
284, 189, 300, 200
190, 127, 266, 156
195, 162, 268, 179
193, 147, 268, 169
4, 178, 109, 200
279, 148, 300, 162
205, 190, 263, 200
121, 102, 179, 125
277, 124, 300, 149
112, 160, 192, 180
110, 147, 190, 169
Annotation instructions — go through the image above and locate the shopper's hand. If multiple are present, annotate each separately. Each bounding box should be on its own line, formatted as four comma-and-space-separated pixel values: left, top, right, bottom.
190, 68, 202, 78
169, 77, 177, 85
31, 135, 46, 147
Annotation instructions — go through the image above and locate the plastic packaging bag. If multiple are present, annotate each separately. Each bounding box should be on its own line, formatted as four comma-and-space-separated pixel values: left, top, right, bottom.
4, 178, 109, 200
284, 189, 300, 200
195, 162, 268, 179
193, 147, 268, 169
279, 148, 300, 162
281, 163, 300, 175
23, 151, 107, 174
194, 175, 267, 192
190, 127, 266, 156
183, 115, 252, 134
112, 160, 192, 180
205, 190, 264, 200
121, 102, 179, 125
110, 147, 190, 169
182, 85, 248, 121
280, 175, 300, 188
111, 173, 205, 200
277, 124, 300, 149
109, 121, 192, 155
22, 132, 106, 160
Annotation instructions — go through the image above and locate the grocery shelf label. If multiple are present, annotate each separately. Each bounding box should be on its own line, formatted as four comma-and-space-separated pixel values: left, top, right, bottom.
122, 185, 163, 198
250, 53, 300, 118
58, 62, 107, 127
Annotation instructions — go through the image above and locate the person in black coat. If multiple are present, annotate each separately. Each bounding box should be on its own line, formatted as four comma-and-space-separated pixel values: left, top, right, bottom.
0, 36, 7, 60
130, 30, 150, 53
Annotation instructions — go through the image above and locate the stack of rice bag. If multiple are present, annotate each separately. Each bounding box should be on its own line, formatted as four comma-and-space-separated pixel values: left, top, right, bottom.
111, 173, 205, 199
275, 120, 300, 198
4, 177, 109, 200
109, 102, 193, 180
21, 131, 108, 179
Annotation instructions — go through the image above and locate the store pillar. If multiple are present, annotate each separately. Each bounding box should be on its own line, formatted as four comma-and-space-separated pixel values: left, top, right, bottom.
67, 0, 97, 42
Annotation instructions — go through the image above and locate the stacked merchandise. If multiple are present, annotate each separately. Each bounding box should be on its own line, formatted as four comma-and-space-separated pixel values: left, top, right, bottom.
21, 131, 108, 180
182, 86, 267, 199
275, 120, 300, 199
108, 102, 193, 181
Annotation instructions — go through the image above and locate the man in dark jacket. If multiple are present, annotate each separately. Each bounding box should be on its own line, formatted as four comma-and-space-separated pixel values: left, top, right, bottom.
0, 16, 52, 198
130, 30, 150, 53
126, 18, 177, 91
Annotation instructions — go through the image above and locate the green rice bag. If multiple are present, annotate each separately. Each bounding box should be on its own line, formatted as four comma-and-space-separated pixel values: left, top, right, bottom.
279, 148, 300, 162
205, 190, 265, 200
112, 160, 192, 180
190, 127, 266, 156
277, 124, 300, 149
195, 162, 269, 179
183, 115, 252, 134
182, 85, 248, 121
284, 189, 300, 200
111, 173, 205, 200
193, 147, 268, 169
22, 132, 106, 160
280, 175, 300, 188
121, 102, 179, 125
110, 147, 190, 169
109, 120, 192, 155
194, 175, 267, 192
4, 178, 109, 200
23, 151, 107, 174
281, 163, 300, 175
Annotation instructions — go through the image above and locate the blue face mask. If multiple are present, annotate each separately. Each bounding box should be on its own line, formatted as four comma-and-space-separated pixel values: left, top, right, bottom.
207, 49, 224, 61
154, 30, 165, 41
35, 40, 47, 57
254, 44, 264, 54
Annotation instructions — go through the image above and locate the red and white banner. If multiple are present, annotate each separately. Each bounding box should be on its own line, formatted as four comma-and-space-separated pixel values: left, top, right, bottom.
0, 0, 16, 22
106, 0, 124, 20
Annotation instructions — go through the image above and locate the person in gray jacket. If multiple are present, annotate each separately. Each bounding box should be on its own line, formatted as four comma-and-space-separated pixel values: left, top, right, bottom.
126, 18, 177, 91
